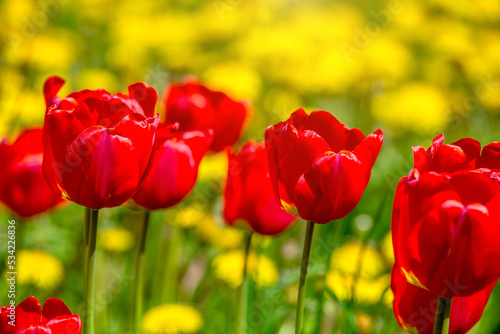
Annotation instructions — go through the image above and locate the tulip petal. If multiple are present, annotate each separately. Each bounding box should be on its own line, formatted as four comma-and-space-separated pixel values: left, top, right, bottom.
128, 82, 158, 117
46, 315, 82, 334
41, 299, 72, 323
477, 142, 500, 170
43, 76, 65, 108
303, 110, 352, 153
450, 172, 500, 205
451, 138, 481, 163
17, 326, 52, 334
16, 297, 42, 328
353, 128, 383, 169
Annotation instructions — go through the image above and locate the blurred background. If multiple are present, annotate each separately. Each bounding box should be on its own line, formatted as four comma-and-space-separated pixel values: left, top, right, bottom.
1, 0, 500, 333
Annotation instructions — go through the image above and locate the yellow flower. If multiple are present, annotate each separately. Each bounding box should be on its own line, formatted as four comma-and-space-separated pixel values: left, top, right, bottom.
142, 304, 203, 334
197, 152, 228, 183
197, 215, 243, 251
203, 63, 261, 100
172, 207, 206, 228
15, 250, 64, 290
99, 228, 134, 252
77, 69, 119, 92
212, 251, 279, 288
372, 82, 449, 134
380, 233, 394, 264
325, 271, 390, 305
330, 241, 385, 279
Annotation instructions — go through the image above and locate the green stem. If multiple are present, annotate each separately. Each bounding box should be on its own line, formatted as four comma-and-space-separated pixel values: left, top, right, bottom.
433, 296, 452, 334
239, 233, 253, 334
133, 211, 150, 334
84, 209, 99, 334
295, 221, 315, 334
84, 208, 90, 274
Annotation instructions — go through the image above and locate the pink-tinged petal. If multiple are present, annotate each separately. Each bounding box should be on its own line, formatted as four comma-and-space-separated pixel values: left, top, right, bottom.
41, 299, 71, 323
451, 138, 481, 163
46, 315, 81, 334
43, 76, 65, 108
477, 142, 500, 170
450, 172, 500, 205
294, 151, 366, 223
16, 297, 42, 328
127, 82, 158, 117
302, 110, 351, 153
352, 128, 383, 169
17, 326, 52, 334
391, 264, 496, 334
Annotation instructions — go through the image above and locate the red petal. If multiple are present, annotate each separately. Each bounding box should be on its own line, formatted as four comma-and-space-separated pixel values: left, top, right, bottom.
43, 76, 65, 107
477, 142, 500, 170
46, 315, 81, 334
302, 110, 351, 153
294, 151, 366, 223
450, 171, 500, 205
352, 128, 383, 169
391, 264, 496, 334
451, 138, 481, 163
41, 299, 71, 323
17, 326, 52, 334
16, 297, 42, 328
128, 82, 158, 117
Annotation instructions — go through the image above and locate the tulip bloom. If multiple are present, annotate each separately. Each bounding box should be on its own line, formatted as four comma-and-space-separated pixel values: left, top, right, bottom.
163, 81, 247, 152
265, 108, 383, 224
0, 296, 81, 334
392, 134, 500, 298
0, 129, 64, 218
132, 123, 213, 210
223, 141, 296, 235
42, 76, 160, 209
391, 263, 496, 334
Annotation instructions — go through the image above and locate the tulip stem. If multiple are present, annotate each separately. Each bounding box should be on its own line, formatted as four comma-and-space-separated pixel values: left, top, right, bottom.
84, 209, 99, 334
133, 210, 150, 334
84, 208, 90, 273
239, 232, 253, 334
295, 221, 315, 334
433, 296, 452, 334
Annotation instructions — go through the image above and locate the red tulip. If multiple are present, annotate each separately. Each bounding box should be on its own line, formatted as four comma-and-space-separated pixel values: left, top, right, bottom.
391, 263, 496, 334
0, 296, 81, 334
223, 141, 296, 235
0, 129, 64, 218
265, 108, 383, 224
132, 123, 213, 210
392, 134, 500, 298
163, 80, 247, 152
42, 76, 160, 209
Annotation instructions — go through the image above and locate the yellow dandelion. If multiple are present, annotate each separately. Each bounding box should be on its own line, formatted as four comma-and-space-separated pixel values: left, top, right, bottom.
77, 69, 119, 92
203, 63, 261, 100
380, 233, 394, 264
171, 207, 206, 228
197, 152, 228, 183
371, 82, 449, 134
141, 304, 203, 334
330, 241, 385, 280
212, 251, 279, 288
99, 228, 134, 252
325, 271, 390, 305
196, 215, 243, 251
15, 250, 64, 290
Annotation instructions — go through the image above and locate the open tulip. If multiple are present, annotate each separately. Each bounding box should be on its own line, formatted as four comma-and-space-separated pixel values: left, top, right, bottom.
0, 296, 81, 334
223, 141, 296, 235
163, 80, 247, 152
265, 108, 383, 224
391, 263, 496, 334
132, 123, 213, 210
42, 76, 160, 209
392, 134, 500, 299
0, 128, 64, 218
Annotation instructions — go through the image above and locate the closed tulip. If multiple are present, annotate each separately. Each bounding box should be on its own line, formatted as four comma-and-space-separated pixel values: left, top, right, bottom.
0, 128, 64, 218
0, 296, 81, 334
265, 108, 383, 224
132, 123, 213, 210
42, 76, 160, 209
391, 263, 496, 334
163, 81, 247, 152
223, 141, 296, 235
392, 134, 500, 298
